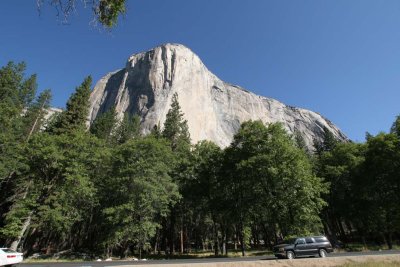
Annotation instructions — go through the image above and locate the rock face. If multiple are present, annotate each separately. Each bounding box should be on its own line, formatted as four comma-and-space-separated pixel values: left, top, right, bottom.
88, 43, 347, 149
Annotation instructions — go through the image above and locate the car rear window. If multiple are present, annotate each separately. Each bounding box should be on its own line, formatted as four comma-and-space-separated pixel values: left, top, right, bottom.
1, 248, 17, 253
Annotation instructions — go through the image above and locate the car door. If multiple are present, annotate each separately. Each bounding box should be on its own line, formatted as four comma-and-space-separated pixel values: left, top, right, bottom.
305, 237, 318, 256
294, 238, 307, 256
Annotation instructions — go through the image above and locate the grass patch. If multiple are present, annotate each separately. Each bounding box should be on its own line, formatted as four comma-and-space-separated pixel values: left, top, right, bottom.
25, 258, 92, 263
25, 248, 273, 262
341, 243, 400, 252
340, 261, 400, 267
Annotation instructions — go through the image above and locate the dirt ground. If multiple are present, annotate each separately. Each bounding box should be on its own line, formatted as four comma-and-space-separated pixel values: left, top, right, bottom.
122, 254, 400, 267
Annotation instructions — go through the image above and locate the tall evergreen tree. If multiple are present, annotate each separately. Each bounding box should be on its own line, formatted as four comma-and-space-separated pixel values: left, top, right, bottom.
390, 115, 400, 137
90, 106, 118, 142
101, 136, 179, 257
0, 61, 37, 132
314, 126, 338, 155
360, 132, 400, 249
161, 93, 191, 255
150, 122, 162, 139
294, 129, 309, 153
162, 93, 191, 152
113, 113, 141, 144
0, 62, 40, 225
225, 121, 327, 255
23, 89, 52, 141
51, 76, 92, 134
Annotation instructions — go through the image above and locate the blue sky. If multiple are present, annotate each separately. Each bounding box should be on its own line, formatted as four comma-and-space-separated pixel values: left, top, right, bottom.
1, 0, 399, 142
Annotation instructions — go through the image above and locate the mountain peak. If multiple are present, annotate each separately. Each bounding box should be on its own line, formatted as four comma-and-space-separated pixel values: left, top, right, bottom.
89, 44, 348, 149
126, 43, 202, 70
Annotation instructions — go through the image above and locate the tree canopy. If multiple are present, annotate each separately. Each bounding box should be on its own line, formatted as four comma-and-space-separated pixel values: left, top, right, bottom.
1, 60, 400, 258
37, 0, 126, 28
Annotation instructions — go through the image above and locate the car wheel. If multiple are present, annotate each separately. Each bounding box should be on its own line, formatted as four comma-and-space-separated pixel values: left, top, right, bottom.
319, 248, 327, 258
286, 250, 295, 259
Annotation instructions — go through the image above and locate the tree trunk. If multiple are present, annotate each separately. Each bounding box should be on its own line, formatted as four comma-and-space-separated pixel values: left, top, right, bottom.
10, 212, 32, 251
180, 228, 184, 254
386, 232, 393, 250
239, 222, 245, 256
9, 183, 33, 251
234, 233, 238, 250
213, 221, 219, 256
169, 208, 176, 256
239, 232, 245, 256
26, 94, 49, 141
154, 230, 159, 254
221, 226, 226, 255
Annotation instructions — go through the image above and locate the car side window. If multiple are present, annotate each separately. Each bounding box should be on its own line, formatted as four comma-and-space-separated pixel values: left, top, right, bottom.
296, 238, 306, 244
305, 237, 315, 243
315, 237, 327, 243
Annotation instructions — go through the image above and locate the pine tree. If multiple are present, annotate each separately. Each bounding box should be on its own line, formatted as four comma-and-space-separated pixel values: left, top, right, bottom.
23, 89, 52, 141
51, 76, 92, 134
162, 93, 190, 151
113, 113, 141, 144
0, 61, 36, 132
150, 122, 162, 139
390, 115, 400, 138
314, 126, 338, 155
294, 129, 309, 153
90, 106, 118, 142
0, 62, 39, 199
161, 93, 191, 255
101, 136, 179, 257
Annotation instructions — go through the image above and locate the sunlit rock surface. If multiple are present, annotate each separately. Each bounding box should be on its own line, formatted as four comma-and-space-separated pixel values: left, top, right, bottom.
88, 43, 348, 149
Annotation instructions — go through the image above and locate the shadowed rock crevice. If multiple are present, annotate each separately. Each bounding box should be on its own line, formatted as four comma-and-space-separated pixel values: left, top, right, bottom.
124, 52, 155, 118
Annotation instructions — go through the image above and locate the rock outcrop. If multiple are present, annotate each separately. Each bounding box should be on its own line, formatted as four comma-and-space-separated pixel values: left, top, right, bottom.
88, 43, 348, 149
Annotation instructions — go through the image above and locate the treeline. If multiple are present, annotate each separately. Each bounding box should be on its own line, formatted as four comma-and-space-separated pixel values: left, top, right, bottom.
0, 61, 399, 258
315, 124, 400, 249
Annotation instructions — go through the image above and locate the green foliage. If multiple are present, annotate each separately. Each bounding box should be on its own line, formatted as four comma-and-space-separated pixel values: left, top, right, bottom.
101, 136, 180, 250
51, 76, 92, 134
150, 123, 162, 139
226, 121, 327, 238
2, 61, 400, 257
314, 115, 400, 248
390, 115, 400, 137
0, 61, 36, 131
316, 142, 366, 239
0, 62, 47, 210
0, 192, 34, 239
114, 113, 141, 144
314, 126, 338, 155
38, 0, 126, 28
361, 133, 400, 238
90, 106, 118, 141
96, 0, 126, 28
294, 129, 309, 153
189, 141, 223, 210
23, 89, 52, 139
25, 131, 104, 235
162, 93, 191, 152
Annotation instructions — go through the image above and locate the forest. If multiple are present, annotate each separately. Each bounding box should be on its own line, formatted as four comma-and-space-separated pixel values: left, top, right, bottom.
0, 61, 399, 258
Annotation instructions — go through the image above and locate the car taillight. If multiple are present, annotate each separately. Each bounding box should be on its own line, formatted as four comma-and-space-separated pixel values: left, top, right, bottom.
7, 255, 16, 258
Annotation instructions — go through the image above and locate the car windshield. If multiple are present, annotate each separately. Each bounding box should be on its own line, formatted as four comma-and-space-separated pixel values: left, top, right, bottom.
1, 248, 16, 253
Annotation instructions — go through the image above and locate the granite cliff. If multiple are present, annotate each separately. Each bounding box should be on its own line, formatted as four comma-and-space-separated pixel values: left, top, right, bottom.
88, 43, 347, 149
